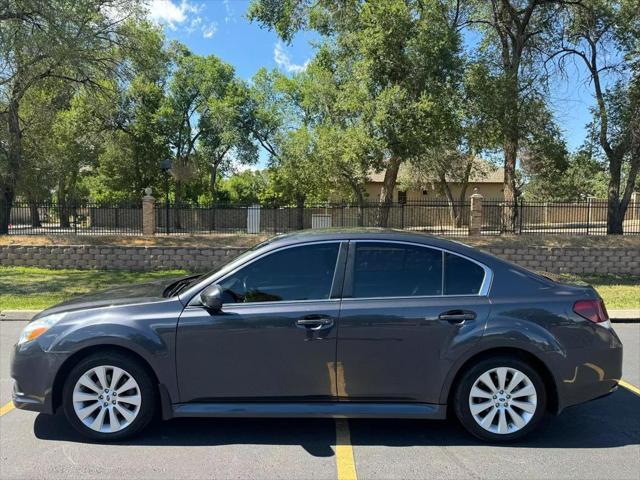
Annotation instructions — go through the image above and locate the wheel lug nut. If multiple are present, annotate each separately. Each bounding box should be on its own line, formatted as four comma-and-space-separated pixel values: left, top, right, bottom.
500, 390, 504, 394
503, 402, 508, 407
103, 402, 108, 407
113, 392, 117, 397
506, 395, 510, 399
495, 403, 499, 407
492, 395, 497, 399
99, 395, 103, 399
112, 400, 116, 405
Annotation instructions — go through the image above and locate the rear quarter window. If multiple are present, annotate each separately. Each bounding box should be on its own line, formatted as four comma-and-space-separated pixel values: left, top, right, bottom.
444, 252, 485, 295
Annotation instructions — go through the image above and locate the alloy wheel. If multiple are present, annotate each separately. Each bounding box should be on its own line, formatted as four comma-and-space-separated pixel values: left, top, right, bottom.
468, 366, 537, 435
72, 365, 142, 433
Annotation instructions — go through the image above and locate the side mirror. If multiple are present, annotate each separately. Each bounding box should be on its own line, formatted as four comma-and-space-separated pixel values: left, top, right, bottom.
200, 284, 223, 311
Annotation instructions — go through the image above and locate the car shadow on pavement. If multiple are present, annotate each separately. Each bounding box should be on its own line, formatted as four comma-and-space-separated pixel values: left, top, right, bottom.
33, 388, 639, 454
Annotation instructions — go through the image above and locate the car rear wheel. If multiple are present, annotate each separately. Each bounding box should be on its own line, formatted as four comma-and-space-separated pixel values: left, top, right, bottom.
454, 357, 547, 442
62, 352, 156, 441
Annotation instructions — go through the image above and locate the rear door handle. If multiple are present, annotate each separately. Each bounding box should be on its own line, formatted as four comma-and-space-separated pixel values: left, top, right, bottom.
296, 316, 334, 330
438, 310, 476, 323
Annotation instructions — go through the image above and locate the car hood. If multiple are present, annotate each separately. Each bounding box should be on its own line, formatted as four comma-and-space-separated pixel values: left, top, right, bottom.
34, 276, 187, 319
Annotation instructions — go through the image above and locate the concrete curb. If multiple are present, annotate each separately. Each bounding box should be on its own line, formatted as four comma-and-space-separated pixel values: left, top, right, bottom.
1, 309, 638, 322
0, 310, 41, 321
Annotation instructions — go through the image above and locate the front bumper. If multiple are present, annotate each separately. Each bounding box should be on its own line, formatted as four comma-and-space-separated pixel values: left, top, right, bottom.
10, 341, 67, 415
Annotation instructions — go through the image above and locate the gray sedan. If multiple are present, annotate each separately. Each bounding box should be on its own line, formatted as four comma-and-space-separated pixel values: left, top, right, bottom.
10, 230, 622, 442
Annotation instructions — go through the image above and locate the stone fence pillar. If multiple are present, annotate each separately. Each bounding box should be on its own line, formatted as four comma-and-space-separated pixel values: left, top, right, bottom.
469, 189, 483, 236
142, 188, 156, 236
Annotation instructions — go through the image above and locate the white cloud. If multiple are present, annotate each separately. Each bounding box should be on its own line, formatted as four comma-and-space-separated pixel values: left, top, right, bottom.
146, 0, 202, 30
146, 0, 215, 38
202, 22, 218, 38
186, 16, 202, 34
274, 41, 310, 74
223, 0, 236, 23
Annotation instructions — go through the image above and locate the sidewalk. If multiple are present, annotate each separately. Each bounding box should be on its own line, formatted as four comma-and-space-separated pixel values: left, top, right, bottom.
1, 309, 638, 322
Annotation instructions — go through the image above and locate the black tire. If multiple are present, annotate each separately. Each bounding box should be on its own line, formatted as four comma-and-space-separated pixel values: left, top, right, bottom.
62, 352, 156, 441
453, 356, 547, 442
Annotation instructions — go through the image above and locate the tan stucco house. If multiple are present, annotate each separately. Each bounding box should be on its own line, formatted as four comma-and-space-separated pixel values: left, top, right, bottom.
364, 166, 505, 203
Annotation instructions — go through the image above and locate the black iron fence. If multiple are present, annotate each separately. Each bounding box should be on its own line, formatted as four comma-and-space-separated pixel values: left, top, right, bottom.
482, 199, 640, 235
152, 200, 471, 235
3, 199, 640, 236
4, 201, 144, 236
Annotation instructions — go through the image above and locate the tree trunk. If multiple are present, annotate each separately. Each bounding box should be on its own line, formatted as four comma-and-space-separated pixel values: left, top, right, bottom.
29, 201, 41, 228
295, 193, 305, 230
209, 162, 219, 202
0, 188, 12, 234
606, 155, 624, 234
355, 189, 365, 227
174, 180, 182, 231
439, 173, 459, 228
341, 171, 366, 227
502, 96, 519, 233
57, 189, 71, 229
456, 159, 473, 228
1, 97, 22, 234
377, 157, 402, 227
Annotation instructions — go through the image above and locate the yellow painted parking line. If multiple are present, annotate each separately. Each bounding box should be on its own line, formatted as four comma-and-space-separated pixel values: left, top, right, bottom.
619, 379, 640, 396
0, 401, 15, 416
335, 419, 357, 480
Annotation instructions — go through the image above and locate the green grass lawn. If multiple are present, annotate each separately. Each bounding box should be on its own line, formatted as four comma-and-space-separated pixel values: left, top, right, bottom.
0, 266, 188, 310
558, 274, 640, 310
0, 266, 637, 311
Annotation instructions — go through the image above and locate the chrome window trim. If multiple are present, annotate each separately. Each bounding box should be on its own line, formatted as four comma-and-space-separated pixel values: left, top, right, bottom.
186, 298, 341, 311
186, 240, 345, 306
349, 240, 493, 298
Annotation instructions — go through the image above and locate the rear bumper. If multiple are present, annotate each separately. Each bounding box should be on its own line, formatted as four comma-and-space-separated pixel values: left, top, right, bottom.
548, 340, 623, 413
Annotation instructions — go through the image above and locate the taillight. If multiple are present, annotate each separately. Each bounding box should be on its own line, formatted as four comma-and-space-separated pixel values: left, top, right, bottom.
573, 299, 610, 324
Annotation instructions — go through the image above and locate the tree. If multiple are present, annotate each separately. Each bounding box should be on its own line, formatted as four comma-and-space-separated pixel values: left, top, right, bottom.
14, 79, 70, 226
555, 0, 639, 233
0, 0, 142, 233
247, 67, 333, 227
249, 0, 463, 226
160, 45, 256, 215
198, 79, 258, 202
217, 170, 270, 204
468, 0, 571, 230
400, 57, 503, 226
92, 21, 170, 202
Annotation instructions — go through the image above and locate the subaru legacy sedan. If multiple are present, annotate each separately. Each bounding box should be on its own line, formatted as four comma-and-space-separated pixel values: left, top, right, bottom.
11, 230, 622, 442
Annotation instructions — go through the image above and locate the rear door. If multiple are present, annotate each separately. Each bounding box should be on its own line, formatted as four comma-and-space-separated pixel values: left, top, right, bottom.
336, 241, 491, 404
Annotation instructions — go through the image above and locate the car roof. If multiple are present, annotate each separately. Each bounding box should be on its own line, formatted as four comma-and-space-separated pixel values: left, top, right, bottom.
265, 228, 474, 253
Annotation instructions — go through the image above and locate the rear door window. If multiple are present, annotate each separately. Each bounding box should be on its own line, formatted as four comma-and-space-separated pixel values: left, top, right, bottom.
352, 242, 442, 298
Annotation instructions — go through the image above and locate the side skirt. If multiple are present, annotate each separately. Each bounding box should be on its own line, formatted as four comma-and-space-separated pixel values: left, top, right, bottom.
171, 402, 447, 419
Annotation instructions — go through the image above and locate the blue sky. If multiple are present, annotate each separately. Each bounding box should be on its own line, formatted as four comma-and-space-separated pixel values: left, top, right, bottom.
147, 0, 596, 153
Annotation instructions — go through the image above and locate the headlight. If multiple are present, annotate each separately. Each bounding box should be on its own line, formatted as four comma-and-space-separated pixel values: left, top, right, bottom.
17, 313, 66, 345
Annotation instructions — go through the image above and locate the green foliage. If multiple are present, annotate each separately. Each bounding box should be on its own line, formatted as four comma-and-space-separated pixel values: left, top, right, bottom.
1, 0, 637, 220
159, 44, 258, 203
217, 170, 270, 204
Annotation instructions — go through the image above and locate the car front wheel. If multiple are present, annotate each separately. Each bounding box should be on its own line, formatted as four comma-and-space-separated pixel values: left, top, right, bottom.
62, 352, 156, 441
454, 357, 547, 442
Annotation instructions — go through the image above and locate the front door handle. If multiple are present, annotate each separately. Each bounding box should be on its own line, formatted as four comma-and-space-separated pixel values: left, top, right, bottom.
438, 310, 476, 323
296, 316, 334, 330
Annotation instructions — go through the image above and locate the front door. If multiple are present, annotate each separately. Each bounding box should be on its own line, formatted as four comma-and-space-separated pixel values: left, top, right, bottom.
177, 241, 346, 403
336, 241, 491, 404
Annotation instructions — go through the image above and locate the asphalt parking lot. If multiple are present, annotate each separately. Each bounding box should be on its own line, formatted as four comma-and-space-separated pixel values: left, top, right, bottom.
1, 321, 638, 480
